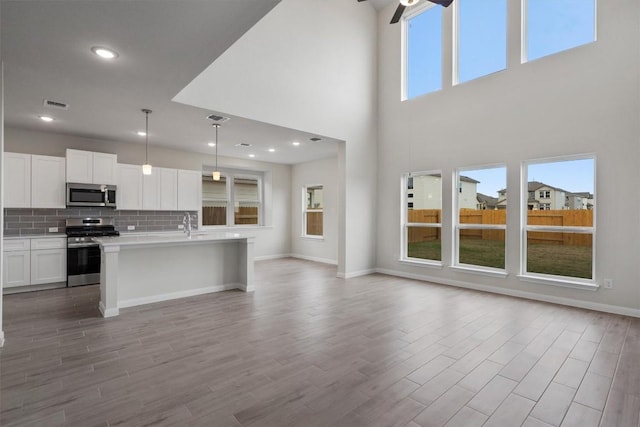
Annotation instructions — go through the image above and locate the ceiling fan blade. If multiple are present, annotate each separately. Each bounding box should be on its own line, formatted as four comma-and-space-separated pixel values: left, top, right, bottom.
427, 0, 454, 7
390, 4, 406, 24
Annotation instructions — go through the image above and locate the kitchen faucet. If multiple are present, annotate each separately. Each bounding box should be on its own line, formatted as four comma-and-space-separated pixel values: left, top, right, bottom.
183, 212, 193, 238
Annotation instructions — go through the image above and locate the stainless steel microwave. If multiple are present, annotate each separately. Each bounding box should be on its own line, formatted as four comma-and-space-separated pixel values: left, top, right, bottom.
66, 183, 117, 208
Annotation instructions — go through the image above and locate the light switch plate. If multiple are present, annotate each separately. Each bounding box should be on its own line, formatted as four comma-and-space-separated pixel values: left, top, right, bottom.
48, 227, 58, 233
178, 224, 184, 229
127, 225, 135, 231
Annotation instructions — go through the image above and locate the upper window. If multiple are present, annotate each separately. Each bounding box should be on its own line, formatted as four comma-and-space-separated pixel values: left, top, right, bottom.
303, 185, 324, 238
455, 0, 507, 84
202, 170, 263, 227
454, 166, 507, 271
402, 172, 442, 263
525, 0, 596, 62
405, 4, 443, 99
523, 157, 595, 281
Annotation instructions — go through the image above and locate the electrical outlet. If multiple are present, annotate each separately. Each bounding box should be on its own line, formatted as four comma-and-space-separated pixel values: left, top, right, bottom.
178, 224, 184, 229
127, 225, 135, 231
48, 227, 58, 233
603, 278, 613, 289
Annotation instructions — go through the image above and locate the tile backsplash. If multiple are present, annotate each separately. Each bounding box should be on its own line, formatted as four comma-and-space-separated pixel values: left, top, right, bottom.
4, 208, 198, 236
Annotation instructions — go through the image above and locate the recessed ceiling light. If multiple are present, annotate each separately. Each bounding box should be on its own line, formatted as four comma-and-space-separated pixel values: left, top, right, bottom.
137, 131, 146, 136
208, 142, 216, 147
292, 141, 301, 146
91, 46, 118, 60
39, 115, 54, 122
249, 154, 256, 158
268, 148, 276, 153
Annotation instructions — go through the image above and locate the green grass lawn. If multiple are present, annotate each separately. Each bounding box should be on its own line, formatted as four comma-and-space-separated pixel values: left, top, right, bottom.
408, 239, 592, 279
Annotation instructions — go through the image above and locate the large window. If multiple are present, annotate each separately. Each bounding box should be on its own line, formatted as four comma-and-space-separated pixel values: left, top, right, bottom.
402, 172, 442, 263
405, 4, 443, 99
202, 170, 263, 227
455, 0, 507, 84
303, 185, 323, 238
454, 166, 507, 271
523, 157, 595, 282
525, 0, 596, 62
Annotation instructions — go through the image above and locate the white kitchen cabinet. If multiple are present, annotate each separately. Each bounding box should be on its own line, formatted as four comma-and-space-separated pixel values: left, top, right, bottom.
117, 163, 143, 210
92, 152, 118, 185
66, 149, 117, 184
3, 238, 31, 288
31, 242, 66, 285
142, 170, 160, 210
177, 169, 201, 211
4, 152, 32, 208
160, 168, 178, 210
31, 155, 66, 208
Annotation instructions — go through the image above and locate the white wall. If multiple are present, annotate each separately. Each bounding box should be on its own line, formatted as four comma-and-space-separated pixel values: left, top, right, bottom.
4, 127, 292, 259
376, 0, 640, 314
174, 0, 379, 277
0, 62, 5, 347
291, 156, 338, 265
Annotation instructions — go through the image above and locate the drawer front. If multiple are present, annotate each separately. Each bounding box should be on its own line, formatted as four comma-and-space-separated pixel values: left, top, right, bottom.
31, 237, 67, 250
3, 239, 31, 252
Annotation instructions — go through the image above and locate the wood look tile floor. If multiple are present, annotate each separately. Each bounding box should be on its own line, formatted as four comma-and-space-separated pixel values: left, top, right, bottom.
1, 258, 639, 427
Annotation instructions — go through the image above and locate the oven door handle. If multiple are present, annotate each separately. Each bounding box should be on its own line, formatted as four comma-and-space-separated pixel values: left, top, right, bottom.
67, 243, 100, 249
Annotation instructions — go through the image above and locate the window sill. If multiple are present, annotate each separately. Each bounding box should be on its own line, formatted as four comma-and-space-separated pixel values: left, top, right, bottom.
301, 235, 324, 241
201, 225, 272, 231
399, 259, 444, 269
450, 265, 508, 278
517, 274, 599, 291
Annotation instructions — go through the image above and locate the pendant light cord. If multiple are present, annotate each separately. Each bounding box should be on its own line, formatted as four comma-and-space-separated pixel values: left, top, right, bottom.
145, 111, 149, 164
215, 124, 218, 171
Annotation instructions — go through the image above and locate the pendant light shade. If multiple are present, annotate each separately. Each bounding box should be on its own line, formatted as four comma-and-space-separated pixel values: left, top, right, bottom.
142, 108, 152, 175
212, 123, 221, 181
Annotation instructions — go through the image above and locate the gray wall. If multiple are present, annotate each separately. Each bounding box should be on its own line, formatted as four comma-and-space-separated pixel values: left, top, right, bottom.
376, 0, 640, 314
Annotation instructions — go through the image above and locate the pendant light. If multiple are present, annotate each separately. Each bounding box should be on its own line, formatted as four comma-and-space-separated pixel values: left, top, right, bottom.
141, 108, 152, 175
212, 123, 221, 181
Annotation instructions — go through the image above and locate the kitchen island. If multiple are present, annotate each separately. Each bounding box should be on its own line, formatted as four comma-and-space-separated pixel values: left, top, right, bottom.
94, 232, 255, 317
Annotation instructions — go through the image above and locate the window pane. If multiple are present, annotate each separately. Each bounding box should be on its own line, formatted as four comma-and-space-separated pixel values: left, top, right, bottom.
306, 186, 323, 209
526, 158, 594, 223
458, 167, 506, 223
527, 231, 593, 279
459, 229, 505, 269
457, 0, 507, 83
202, 176, 227, 226
306, 212, 323, 236
407, 226, 441, 261
527, 0, 596, 62
407, 173, 442, 223
407, 6, 442, 99
234, 177, 259, 225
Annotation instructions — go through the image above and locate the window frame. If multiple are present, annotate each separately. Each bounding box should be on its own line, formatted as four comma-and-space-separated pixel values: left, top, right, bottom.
201, 167, 264, 229
400, 170, 443, 266
519, 154, 597, 289
402, 2, 443, 101
302, 184, 324, 239
452, 164, 507, 275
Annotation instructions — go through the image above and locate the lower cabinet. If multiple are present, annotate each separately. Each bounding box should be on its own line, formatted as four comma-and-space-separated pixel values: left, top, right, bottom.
3, 237, 67, 290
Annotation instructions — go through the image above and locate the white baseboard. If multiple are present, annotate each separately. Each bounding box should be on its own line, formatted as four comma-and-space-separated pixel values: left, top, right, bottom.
376, 268, 640, 318
118, 283, 240, 309
290, 254, 338, 266
337, 268, 377, 279
255, 254, 291, 261
0, 331, 5, 348
98, 301, 119, 318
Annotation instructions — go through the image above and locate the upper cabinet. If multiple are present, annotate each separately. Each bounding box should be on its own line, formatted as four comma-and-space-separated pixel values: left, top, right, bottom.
117, 164, 143, 210
66, 149, 117, 185
177, 169, 201, 211
4, 153, 65, 209
31, 155, 66, 209
142, 167, 178, 211
4, 152, 32, 208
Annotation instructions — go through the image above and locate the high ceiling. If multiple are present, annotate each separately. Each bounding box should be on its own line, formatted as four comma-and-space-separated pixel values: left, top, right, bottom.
0, 0, 390, 164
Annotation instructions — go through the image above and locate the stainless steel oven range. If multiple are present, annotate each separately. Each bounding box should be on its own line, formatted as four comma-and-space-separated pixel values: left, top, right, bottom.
65, 217, 119, 287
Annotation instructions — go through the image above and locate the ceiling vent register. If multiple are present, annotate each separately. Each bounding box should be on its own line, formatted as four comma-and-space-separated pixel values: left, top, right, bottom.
206, 113, 231, 124
43, 99, 69, 110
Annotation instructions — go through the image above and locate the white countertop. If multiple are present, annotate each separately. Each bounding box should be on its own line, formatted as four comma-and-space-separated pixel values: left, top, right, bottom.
3, 234, 67, 240
93, 231, 252, 248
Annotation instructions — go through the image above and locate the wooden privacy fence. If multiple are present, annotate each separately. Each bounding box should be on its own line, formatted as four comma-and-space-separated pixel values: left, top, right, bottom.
306, 212, 323, 236
202, 206, 258, 226
408, 209, 593, 247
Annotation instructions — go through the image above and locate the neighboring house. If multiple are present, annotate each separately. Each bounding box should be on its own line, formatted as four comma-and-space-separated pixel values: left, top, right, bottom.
458, 176, 480, 210
476, 193, 498, 210
498, 181, 591, 210
496, 189, 507, 210
574, 192, 594, 209
408, 174, 442, 209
